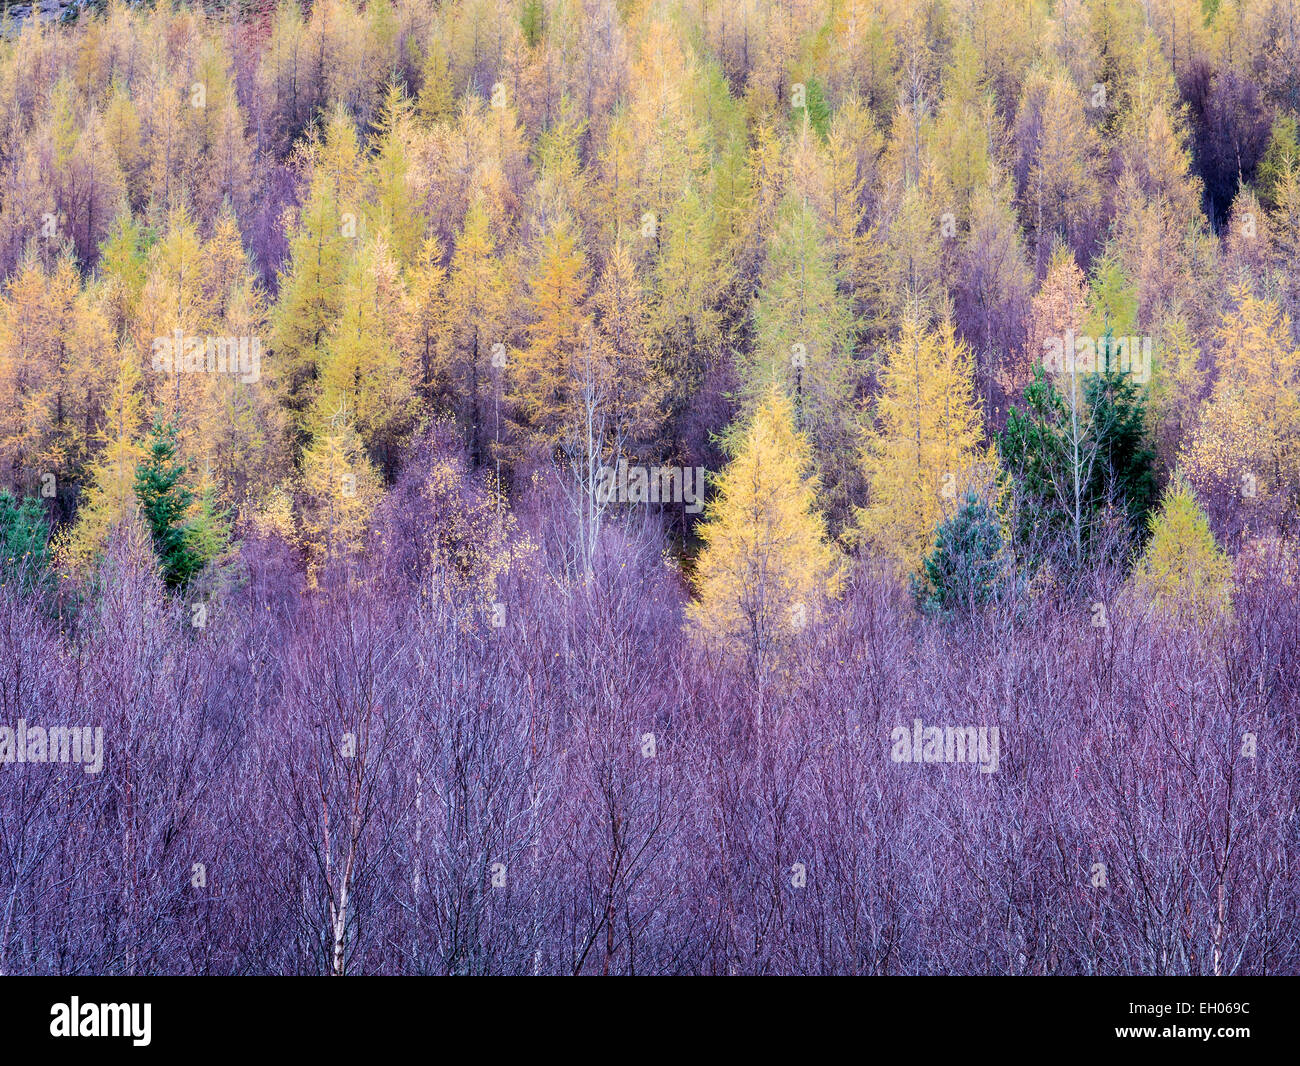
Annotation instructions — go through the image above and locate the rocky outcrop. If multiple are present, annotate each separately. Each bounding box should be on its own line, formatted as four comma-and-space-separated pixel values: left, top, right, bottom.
2, 1, 92, 33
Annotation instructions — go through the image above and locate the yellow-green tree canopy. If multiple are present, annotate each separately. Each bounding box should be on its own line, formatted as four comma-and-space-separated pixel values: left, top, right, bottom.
1180, 289, 1300, 525
296, 412, 383, 584
859, 312, 994, 574
687, 385, 840, 678
1133, 477, 1232, 623
55, 354, 147, 577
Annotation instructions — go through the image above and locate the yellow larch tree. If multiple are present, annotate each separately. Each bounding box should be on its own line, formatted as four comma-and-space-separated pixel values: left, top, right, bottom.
98, 211, 151, 338
55, 354, 147, 576
687, 385, 840, 688
858, 311, 994, 575
296, 412, 383, 584
416, 36, 456, 125
1133, 477, 1232, 623
133, 203, 283, 510
1026, 244, 1088, 383
365, 81, 426, 270
197, 218, 284, 508
820, 96, 883, 340
134, 203, 211, 423
930, 33, 996, 219
313, 230, 417, 472
509, 214, 591, 456
742, 192, 858, 530
1180, 289, 1300, 527
588, 238, 662, 456
103, 82, 144, 206
0, 250, 112, 493
439, 196, 509, 466
407, 233, 447, 403
271, 105, 365, 442
1015, 62, 1102, 273
1270, 156, 1300, 313
1147, 309, 1205, 470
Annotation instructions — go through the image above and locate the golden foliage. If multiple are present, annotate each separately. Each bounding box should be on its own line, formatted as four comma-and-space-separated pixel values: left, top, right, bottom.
688, 386, 841, 672
858, 312, 994, 574
1133, 477, 1232, 623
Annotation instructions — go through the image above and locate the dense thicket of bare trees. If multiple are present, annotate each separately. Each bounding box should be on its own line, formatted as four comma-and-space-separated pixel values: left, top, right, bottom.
2, 434, 1296, 976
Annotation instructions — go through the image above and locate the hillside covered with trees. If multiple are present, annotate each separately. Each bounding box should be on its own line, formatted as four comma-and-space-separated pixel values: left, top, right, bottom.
1, 0, 1299, 975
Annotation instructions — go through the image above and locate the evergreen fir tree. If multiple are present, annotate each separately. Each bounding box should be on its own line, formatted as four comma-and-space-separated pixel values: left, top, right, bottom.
134, 418, 203, 588
0, 490, 51, 593
1084, 347, 1158, 539
1000, 347, 1156, 565
915, 490, 1006, 615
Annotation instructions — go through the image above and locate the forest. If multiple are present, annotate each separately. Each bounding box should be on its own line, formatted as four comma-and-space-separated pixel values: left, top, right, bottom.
0, 0, 1298, 975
